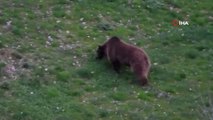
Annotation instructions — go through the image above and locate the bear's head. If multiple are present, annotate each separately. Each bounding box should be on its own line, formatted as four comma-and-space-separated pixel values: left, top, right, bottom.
96, 45, 105, 59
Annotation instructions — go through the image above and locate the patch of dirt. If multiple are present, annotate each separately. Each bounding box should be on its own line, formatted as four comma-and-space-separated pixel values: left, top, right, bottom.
0, 48, 32, 84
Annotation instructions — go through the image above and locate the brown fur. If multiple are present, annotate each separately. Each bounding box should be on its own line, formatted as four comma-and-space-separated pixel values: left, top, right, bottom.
96, 36, 151, 86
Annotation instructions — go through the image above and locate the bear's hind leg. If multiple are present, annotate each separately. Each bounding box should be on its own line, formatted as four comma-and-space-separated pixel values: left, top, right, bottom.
140, 76, 148, 86
132, 64, 148, 86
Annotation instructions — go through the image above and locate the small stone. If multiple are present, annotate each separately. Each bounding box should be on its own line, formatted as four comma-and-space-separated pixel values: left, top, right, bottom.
48, 36, 53, 41
6, 21, 12, 26
157, 92, 170, 98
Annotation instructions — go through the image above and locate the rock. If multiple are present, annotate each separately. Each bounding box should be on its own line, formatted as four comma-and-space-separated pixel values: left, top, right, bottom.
2, 64, 16, 77
157, 92, 170, 99
97, 23, 113, 31
3, 21, 12, 32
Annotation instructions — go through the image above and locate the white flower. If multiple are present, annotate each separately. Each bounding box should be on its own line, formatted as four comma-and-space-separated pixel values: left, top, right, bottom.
153, 62, 158, 65
66, 30, 70, 34
80, 18, 84, 21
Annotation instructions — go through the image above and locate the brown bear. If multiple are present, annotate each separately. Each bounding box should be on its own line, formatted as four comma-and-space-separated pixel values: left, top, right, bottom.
96, 36, 151, 86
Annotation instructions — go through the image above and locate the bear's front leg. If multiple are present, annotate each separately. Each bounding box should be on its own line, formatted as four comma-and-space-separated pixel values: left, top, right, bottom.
112, 60, 121, 73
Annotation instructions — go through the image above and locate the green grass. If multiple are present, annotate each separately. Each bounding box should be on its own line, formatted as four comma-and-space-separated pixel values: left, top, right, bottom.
0, 0, 212, 120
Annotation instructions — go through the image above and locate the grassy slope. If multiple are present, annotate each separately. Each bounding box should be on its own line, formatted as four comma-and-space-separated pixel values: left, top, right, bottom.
0, 0, 212, 120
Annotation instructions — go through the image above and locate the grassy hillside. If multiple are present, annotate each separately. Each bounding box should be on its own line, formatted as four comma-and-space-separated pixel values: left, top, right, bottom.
0, 0, 212, 120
